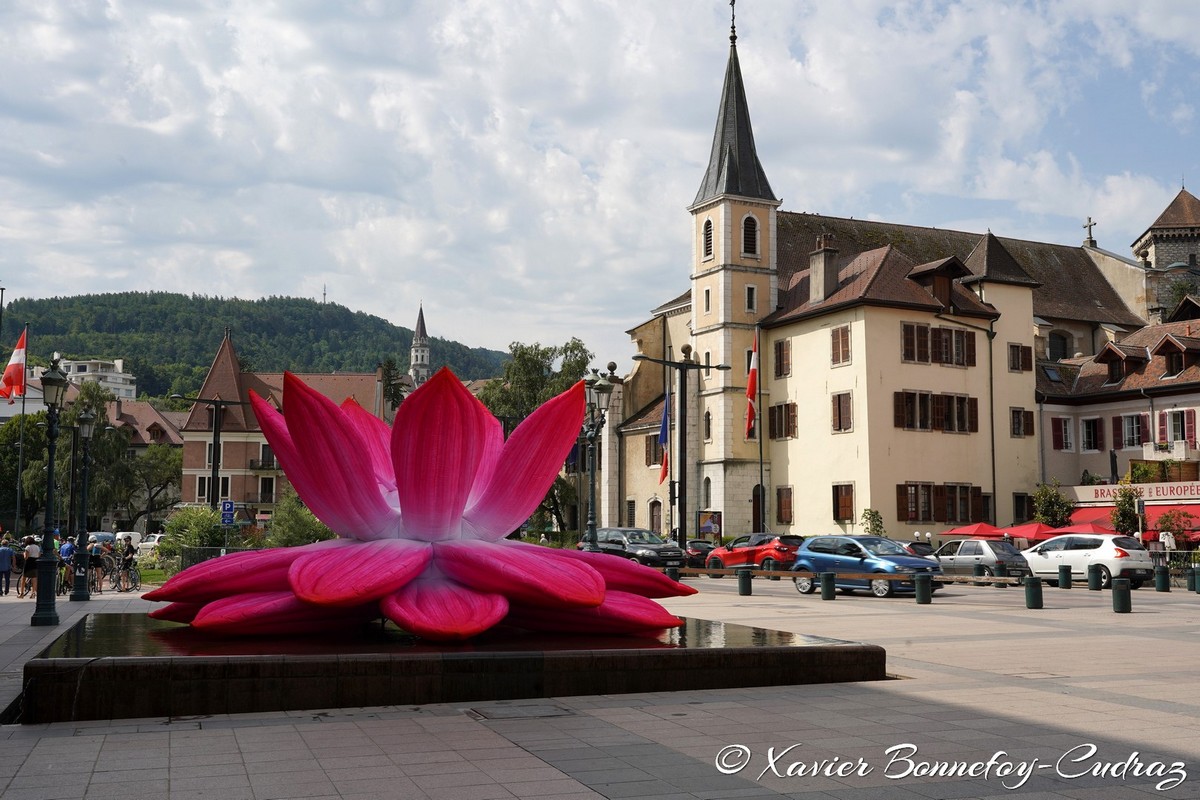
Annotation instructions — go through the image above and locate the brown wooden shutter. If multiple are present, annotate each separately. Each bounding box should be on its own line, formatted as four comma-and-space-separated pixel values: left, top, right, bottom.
774, 340, 784, 378
1188, 409, 1196, 447
1112, 416, 1122, 449
933, 485, 947, 522
965, 331, 976, 366
896, 484, 908, 521
916, 325, 929, 362
970, 486, 983, 522
931, 394, 945, 431
902, 324, 915, 361
1023, 410, 1034, 436
1140, 413, 1150, 445
1159, 411, 1168, 443
1052, 418, 1064, 450
1020, 345, 1033, 371
839, 327, 850, 362
645, 436, 653, 466
1097, 421, 1105, 451
787, 403, 797, 437
931, 328, 945, 363
968, 397, 979, 432
894, 392, 906, 427
842, 393, 852, 430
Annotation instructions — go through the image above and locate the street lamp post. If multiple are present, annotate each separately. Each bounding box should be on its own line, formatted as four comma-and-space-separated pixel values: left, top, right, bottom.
32, 358, 69, 627
70, 409, 95, 602
170, 395, 248, 511
580, 364, 616, 552
633, 345, 730, 547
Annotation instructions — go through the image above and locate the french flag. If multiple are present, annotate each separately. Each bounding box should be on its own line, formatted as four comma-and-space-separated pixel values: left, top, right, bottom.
658, 380, 670, 484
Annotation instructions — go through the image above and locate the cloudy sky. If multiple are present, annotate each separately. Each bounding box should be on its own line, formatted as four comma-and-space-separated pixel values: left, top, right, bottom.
2, 1, 1198, 371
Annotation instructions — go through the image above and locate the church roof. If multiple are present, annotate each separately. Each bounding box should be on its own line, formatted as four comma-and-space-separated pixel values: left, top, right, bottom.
414, 304, 428, 341
774, 213, 1144, 328
692, 39, 777, 207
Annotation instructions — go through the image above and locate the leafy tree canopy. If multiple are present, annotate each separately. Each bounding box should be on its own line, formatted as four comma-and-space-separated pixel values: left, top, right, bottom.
1110, 484, 1143, 535
1032, 480, 1075, 528
4, 293, 508, 397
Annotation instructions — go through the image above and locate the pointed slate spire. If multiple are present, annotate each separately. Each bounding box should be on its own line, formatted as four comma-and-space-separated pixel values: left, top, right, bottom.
414, 303, 428, 342
1149, 187, 1200, 229
692, 25, 777, 207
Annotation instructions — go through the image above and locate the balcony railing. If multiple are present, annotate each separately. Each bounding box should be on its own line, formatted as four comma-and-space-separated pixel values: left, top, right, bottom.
248, 458, 279, 471
1141, 440, 1200, 462
243, 493, 276, 504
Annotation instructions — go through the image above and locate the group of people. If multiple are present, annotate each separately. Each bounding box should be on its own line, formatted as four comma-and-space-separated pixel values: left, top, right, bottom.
0, 532, 139, 596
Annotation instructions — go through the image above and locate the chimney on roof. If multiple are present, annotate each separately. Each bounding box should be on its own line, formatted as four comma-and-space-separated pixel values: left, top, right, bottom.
114, 398, 122, 418
809, 234, 840, 304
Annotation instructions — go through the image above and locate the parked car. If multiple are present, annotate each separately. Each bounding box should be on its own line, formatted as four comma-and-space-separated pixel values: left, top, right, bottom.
685, 539, 717, 569
579, 527, 685, 568
138, 533, 164, 556
933, 538, 1029, 578
790, 535, 943, 597
705, 533, 804, 574
1021, 534, 1153, 589
891, 539, 937, 560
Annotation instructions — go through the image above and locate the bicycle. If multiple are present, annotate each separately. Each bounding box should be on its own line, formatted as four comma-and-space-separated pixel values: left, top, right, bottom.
55, 561, 71, 596
118, 562, 141, 593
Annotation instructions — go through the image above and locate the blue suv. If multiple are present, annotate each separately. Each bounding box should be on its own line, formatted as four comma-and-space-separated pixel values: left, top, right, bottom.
790, 535, 943, 597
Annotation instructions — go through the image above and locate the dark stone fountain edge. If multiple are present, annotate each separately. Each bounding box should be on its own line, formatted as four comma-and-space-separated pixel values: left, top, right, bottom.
19, 615, 887, 724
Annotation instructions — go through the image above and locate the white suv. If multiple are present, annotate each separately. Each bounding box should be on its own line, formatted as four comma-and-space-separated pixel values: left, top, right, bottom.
1021, 534, 1154, 589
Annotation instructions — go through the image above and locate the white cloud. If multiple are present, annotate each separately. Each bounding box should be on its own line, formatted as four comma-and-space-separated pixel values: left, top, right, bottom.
0, 0, 1196, 372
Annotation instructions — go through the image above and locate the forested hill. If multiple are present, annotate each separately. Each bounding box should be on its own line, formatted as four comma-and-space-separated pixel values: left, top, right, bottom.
3, 292, 508, 398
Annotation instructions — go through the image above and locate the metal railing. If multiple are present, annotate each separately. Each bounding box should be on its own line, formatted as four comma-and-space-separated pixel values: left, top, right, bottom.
180, 546, 260, 571
248, 458, 279, 470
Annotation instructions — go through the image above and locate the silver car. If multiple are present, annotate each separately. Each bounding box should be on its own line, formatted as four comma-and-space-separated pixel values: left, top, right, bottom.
1021, 534, 1154, 589
933, 538, 1029, 578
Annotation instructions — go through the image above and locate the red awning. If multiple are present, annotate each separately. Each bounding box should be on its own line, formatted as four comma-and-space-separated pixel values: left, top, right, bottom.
1070, 506, 1113, 525
1144, 503, 1200, 532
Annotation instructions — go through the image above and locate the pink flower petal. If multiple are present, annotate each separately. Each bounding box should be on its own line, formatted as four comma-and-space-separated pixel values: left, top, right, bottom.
466, 413, 504, 510
464, 381, 584, 540
505, 591, 684, 634
277, 372, 399, 539
517, 542, 698, 598
148, 602, 203, 623
192, 591, 379, 635
340, 397, 395, 491
392, 369, 492, 541
381, 576, 508, 641
434, 540, 603, 607
288, 539, 432, 606
143, 543, 345, 603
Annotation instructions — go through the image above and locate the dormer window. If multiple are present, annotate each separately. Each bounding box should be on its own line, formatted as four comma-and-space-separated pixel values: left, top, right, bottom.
1106, 360, 1122, 384
933, 275, 951, 307
1166, 351, 1185, 377
702, 219, 714, 259
742, 216, 759, 256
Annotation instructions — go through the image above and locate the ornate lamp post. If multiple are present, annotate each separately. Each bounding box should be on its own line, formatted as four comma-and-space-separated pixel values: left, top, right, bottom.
69, 409, 95, 602
32, 358, 69, 627
580, 364, 615, 552
633, 345, 729, 546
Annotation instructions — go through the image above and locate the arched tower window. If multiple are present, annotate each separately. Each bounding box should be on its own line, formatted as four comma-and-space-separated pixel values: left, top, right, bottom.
742, 215, 759, 256
703, 219, 714, 259
704, 410, 712, 440
703, 477, 712, 509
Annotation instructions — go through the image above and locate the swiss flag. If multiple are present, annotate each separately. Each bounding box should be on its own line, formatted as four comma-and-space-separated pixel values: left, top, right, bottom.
0, 330, 26, 404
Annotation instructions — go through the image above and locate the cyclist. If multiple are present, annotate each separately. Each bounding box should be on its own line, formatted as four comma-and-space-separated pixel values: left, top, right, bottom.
20, 536, 40, 598
88, 536, 105, 594
120, 536, 137, 592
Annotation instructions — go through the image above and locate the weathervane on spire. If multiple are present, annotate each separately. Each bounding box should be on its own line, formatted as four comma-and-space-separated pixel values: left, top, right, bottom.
730, 0, 737, 44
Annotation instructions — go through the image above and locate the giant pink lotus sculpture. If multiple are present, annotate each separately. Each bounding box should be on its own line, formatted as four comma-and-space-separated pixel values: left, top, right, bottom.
146, 368, 695, 641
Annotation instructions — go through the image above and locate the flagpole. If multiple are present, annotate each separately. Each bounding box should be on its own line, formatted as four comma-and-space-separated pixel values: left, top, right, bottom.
14, 324, 28, 537
757, 336, 767, 533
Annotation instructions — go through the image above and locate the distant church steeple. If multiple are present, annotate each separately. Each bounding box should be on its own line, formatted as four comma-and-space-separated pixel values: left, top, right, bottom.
409, 304, 431, 386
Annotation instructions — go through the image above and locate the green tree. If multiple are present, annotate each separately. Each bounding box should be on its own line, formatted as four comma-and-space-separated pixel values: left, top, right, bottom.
476, 338, 593, 531
1032, 480, 1075, 528
264, 487, 337, 548
1155, 507, 1195, 537
380, 357, 406, 410
1110, 484, 1143, 535
0, 413, 48, 534
157, 507, 224, 560
113, 444, 183, 530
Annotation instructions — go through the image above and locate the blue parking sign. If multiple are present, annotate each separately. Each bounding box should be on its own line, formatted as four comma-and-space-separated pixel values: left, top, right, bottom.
221, 500, 235, 514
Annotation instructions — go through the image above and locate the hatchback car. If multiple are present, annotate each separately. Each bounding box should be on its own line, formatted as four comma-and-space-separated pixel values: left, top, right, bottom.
705, 533, 804, 574
137, 533, 165, 556
580, 527, 685, 568
1021, 534, 1153, 589
790, 535, 943, 597
933, 538, 1029, 578
685, 539, 716, 569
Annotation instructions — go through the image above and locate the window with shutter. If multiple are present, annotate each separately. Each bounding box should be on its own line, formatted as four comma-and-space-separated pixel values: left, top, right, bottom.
832, 484, 854, 522
916, 325, 930, 362
776, 487, 793, 524
1052, 418, 1064, 450
1020, 345, 1032, 371
742, 215, 759, 256
702, 219, 713, 259
625, 500, 636, 527
832, 392, 852, 432
774, 339, 791, 378
831, 325, 851, 365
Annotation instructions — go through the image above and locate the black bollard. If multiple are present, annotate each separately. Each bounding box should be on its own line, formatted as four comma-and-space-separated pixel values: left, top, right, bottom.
1155, 565, 1170, 593
1058, 564, 1072, 589
915, 573, 932, 604
1024, 576, 1043, 609
1087, 564, 1102, 591
973, 563, 985, 586
737, 568, 752, 596
820, 572, 836, 601
1193, 566, 1200, 595
666, 567, 680, 582
1187, 566, 1196, 593
1112, 578, 1132, 613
